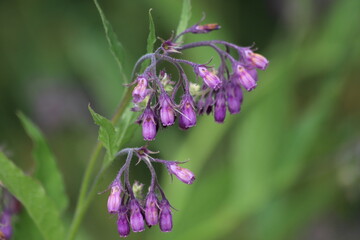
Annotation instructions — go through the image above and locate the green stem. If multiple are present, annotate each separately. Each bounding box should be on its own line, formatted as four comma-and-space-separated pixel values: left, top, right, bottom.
67, 87, 133, 240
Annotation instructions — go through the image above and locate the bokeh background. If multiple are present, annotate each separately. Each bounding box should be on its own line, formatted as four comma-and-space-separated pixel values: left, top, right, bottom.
1, 0, 360, 239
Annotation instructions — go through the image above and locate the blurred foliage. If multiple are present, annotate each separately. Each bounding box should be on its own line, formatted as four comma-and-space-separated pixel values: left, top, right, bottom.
0, 0, 360, 240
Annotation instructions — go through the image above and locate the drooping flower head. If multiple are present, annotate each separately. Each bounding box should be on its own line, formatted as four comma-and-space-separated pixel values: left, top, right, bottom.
137, 106, 158, 141
214, 90, 227, 123
132, 76, 148, 103
195, 66, 222, 90
129, 198, 145, 232
159, 93, 175, 127
168, 163, 195, 184
243, 48, 269, 70
159, 199, 172, 232
226, 81, 243, 114
107, 180, 122, 214
232, 64, 257, 91
144, 192, 159, 226
179, 94, 197, 130
117, 205, 130, 238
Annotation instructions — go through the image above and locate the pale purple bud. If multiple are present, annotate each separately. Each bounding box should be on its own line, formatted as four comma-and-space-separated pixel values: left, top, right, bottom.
226, 82, 243, 114
159, 200, 172, 232
243, 49, 269, 70
117, 206, 130, 238
233, 64, 257, 91
168, 164, 195, 184
107, 184, 121, 214
140, 107, 157, 141
132, 76, 148, 103
0, 212, 12, 239
191, 23, 221, 34
129, 199, 145, 232
145, 192, 159, 226
179, 94, 197, 130
196, 66, 222, 90
214, 91, 226, 123
159, 93, 175, 126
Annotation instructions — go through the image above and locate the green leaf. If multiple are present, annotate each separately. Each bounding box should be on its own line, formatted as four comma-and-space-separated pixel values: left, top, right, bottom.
93, 0, 128, 83
88, 105, 117, 160
0, 152, 66, 240
147, 9, 156, 54
17, 112, 68, 212
176, 0, 192, 42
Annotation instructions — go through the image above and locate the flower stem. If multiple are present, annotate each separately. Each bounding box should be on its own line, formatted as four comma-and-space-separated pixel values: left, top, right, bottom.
67, 87, 133, 240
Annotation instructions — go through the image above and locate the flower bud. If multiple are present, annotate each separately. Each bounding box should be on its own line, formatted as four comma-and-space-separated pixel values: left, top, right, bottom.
195, 66, 222, 90
107, 183, 121, 214
168, 164, 195, 184
179, 94, 197, 130
233, 64, 257, 91
0, 212, 12, 239
159, 93, 175, 126
214, 90, 226, 123
191, 23, 221, 33
226, 82, 243, 114
159, 200, 172, 232
132, 76, 148, 103
140, 107, 157, 141
129, 199, 145, 232
145, 192, 159, 226
117, 206, 130, 238
243, 49, 269, 70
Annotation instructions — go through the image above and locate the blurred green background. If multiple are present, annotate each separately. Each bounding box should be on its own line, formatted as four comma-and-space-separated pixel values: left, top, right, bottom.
1, 0, 360, 239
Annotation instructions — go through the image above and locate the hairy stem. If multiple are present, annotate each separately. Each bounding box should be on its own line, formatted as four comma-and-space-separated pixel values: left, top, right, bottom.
67, 87, 133, 240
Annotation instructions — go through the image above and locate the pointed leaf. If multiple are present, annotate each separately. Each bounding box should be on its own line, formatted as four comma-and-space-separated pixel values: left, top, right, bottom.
147, 9, 156, 54
17, 112, 68, 212
0, 152, 66, 240
88, 105, 117, 159
176, 0, 192, 42
93, 0, 128, 82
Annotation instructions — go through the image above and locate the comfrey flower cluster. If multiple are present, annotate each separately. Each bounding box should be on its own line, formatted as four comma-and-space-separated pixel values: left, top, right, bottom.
130, 18, 269, 141
0, 186, 21, 240
105, 147, 195, 237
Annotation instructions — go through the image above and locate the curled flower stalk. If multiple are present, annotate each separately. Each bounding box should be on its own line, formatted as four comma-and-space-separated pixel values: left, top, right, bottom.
130, 18, 269, 140
103, 147, 195, 237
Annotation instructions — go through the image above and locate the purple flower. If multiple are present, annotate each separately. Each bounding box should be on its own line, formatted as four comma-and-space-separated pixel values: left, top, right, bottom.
129, 199, 145, 232
139, 107, 157, 141
179, 94, 197, 130
226, 81, 243, 114
191, 23, 221, 33
117, 205, 130, 238
233, 64, 257, 91
145, 192, 159, 226
243, 49, 269, 70
214, 90, 226, 123
107, 182, 121, 214
159, 93, 175, 126
168, 164, 195, 184
195, 66, 222, 90
0, 212, 12, 239
132, 76, 148, 103
159, 200, 172, 232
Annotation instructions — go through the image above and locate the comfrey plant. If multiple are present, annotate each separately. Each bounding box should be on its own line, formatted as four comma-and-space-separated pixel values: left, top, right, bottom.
103, 15, 268, 238
0, 1, 268, 240
131, 19, 268, 139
